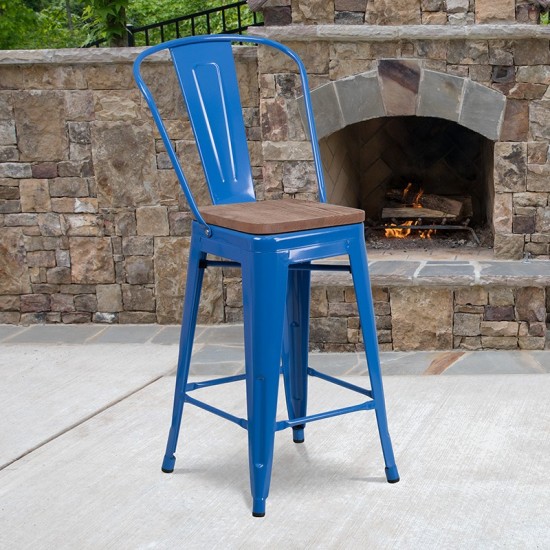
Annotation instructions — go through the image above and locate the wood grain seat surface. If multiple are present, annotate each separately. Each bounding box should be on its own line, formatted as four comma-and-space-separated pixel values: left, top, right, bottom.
199, 199, 365, 234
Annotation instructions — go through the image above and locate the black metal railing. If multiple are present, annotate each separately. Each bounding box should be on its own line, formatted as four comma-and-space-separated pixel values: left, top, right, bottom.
84, 1, 263, 47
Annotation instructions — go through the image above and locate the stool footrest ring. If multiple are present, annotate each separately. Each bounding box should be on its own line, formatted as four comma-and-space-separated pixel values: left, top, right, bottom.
184, 370, 375, 433
307, 367, 373, 398
276, 401, 375, 432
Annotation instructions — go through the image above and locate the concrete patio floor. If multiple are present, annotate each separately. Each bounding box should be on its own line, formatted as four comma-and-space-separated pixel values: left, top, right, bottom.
1, 324, 549, 549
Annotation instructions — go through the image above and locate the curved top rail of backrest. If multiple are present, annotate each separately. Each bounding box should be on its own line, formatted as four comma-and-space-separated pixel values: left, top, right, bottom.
134, 35, 327, 237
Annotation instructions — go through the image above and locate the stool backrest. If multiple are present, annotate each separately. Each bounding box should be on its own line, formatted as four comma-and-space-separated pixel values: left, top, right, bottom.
133, 35, 327, 234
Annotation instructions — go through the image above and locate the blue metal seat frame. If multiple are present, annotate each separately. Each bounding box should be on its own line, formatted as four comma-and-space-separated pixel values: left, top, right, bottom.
133, 34, 399, 517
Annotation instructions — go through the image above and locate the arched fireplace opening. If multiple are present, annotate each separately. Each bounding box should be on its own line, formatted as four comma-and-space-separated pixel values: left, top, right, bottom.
320, 116, 494, 249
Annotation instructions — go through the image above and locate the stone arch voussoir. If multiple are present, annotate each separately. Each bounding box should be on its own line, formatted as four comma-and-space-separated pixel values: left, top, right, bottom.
304, 61, 507, 141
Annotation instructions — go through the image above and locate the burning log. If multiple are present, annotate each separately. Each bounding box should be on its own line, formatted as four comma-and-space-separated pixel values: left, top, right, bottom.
418, 194, 463, 217
374, 185, 478, 242
384, 220, 436, 239
382, 193, 466, 220
455, 196, 473, 218
382, 207, 459, 219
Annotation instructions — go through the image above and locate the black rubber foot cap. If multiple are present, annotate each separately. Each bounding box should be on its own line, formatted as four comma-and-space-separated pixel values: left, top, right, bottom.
252, 512, 265, 518
292, 424, 305, 444
387, 477, 400, 484
161, 467, 174, 474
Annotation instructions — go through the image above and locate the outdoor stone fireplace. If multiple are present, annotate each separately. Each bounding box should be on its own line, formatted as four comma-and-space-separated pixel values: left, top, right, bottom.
245, 0, 550, 350
250, 5, 550, 260
313, 73, 498, 244
1, 0, 549, 351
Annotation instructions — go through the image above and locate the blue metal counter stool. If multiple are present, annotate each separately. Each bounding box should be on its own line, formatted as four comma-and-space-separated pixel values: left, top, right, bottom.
133, 35, 399, 517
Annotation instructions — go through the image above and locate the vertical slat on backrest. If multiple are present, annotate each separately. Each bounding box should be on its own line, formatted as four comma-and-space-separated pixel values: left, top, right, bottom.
170, 41, 255, 205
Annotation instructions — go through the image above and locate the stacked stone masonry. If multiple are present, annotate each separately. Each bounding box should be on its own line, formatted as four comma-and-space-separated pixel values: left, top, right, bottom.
309, 283, 548, 352
260, 0, 542, 26
0, 49, 261, 326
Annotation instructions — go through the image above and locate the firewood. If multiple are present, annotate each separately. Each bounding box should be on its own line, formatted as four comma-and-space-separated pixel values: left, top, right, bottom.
382, 192, 466, 218
381, 207, 458, 219
418, 194, 463, 217
386, 189, 407, 203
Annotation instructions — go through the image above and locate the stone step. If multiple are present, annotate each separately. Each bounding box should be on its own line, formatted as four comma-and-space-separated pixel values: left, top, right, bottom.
306, 259, 550, 352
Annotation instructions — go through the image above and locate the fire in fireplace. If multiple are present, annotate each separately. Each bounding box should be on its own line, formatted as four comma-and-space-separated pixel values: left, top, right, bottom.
378, 181, 477, 242
320, 116, 494, 248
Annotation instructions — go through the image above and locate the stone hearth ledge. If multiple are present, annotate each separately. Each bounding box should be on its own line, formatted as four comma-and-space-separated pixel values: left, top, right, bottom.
312, 259, 550, 288
250, 24, 550, 42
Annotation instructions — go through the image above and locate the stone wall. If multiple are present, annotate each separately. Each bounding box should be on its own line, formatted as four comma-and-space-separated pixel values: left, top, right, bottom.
311, 283, 548, 352
223, 258, 550, 351
0, 48, 260, 325
259, 0, 542, 26
1, 27, 549, 351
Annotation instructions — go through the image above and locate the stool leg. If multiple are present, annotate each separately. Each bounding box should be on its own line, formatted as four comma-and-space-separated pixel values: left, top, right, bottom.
348, 232, 400, 483
162, 235, 206, 473
242, 252, 289, 517
282, 268, 311, 443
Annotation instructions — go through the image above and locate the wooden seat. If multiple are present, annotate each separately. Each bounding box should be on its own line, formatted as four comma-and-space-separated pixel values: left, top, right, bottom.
199, 199, 365, 234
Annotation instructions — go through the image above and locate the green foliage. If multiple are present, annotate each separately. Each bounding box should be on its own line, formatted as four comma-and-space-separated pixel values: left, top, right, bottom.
128, 0, 212, 26
83, 0, 129, 46
0, 0, 261, 49
0, 0, 38, 49
541, 10, 550, 25
33, 4, 88, 48
22, 0, 48, 10
0, 0, 88, 49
